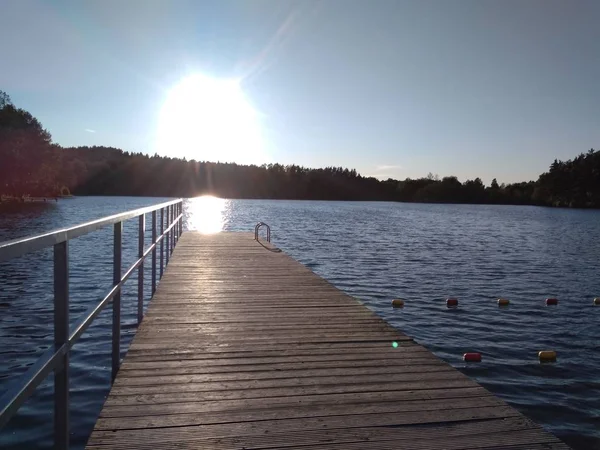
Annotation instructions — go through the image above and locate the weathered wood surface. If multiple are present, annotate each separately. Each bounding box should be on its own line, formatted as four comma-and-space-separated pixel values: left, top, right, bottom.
86, 232, 568, 449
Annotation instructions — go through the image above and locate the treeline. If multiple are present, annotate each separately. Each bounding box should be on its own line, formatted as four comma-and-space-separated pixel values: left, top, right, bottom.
1, 90, 599, 207
0, 91, 60, 197
63, 148, 536, 203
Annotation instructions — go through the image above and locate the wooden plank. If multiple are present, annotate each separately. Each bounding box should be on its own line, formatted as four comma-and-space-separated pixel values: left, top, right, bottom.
111, 370, 465, 390
86, 416, 567, 449
85, 232, 569, 449
102, 386, 491, 407
94, 404, 521, 431
117, 359, 447, 377
85, 415, 535, 445
102, 378, 481, 397
97, 396, 510, 421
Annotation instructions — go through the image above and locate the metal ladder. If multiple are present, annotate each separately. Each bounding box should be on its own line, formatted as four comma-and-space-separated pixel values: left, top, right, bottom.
254, 222, 271, 242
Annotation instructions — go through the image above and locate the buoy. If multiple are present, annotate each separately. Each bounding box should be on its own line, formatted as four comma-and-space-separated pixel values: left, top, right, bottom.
594, 297, 600, 306
446, 298, 458, 308
497, 298, 510, 306
391, 299, 405, 308
538, 350, 557, 362
463, 352, 481, 362
546, 298, 558, 306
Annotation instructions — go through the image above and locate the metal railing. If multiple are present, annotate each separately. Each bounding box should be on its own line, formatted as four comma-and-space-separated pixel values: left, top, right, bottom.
254, 222, 271, 242
0, 199, 184, 448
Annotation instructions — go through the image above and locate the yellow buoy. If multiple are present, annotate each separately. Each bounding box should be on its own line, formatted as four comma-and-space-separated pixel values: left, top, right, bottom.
538, 350, 557, 362
497, 298, 510, 306
391, 299, 405, 308
594, 297, 600, 306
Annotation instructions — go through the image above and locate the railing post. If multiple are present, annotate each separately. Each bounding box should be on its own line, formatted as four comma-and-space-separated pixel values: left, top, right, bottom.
173, 203, 177, 243
137, 214, 145, 325
179, 201, 183, 238
160, 207, 164, 278
170, 205, 174, 252
176, 202, 180, 242
53, 241, 69, 450
166, 205, 170, 265
175, 202, 179, 242
112, 222, 122, 382
152, 210, 157, 294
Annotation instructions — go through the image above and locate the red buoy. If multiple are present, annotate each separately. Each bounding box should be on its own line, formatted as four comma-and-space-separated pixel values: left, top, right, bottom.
546, 298, 558, 306
463, 352, 481, 362
446, 298, 458, 308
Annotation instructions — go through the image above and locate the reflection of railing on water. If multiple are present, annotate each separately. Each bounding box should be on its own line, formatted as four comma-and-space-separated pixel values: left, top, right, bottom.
0, 199, 184, 449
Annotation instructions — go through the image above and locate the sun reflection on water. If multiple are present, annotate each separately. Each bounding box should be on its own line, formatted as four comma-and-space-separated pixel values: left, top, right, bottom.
186, 196, 230, 234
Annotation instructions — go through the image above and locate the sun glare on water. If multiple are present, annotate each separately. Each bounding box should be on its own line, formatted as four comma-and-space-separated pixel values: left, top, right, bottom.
156, 74, 264, 163
186, 196, 230, 234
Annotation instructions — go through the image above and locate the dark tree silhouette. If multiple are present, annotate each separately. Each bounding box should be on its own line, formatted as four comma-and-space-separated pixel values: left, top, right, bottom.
0, 91, 60, 196
1, 90, 599, 208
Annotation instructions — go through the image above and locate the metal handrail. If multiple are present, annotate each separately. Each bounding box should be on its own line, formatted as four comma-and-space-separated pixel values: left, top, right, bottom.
254, 222, 271, 242
0, 199, 185, 449
0, 199, 180, 262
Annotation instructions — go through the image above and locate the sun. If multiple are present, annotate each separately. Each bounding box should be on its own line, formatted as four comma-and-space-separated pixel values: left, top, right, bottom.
156, 74, 265, 163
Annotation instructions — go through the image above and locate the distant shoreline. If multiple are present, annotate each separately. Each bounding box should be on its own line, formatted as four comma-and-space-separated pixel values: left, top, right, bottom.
4, 193, 598, 211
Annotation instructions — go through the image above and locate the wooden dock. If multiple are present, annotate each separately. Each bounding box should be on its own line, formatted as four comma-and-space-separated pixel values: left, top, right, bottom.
85, 232, 568, 450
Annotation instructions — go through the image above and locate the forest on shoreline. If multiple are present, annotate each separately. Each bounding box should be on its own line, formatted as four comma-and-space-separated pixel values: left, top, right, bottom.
2, 90, 599, 208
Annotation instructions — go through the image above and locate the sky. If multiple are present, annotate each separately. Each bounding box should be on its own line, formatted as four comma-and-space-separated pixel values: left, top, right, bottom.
0, 0, 598, 183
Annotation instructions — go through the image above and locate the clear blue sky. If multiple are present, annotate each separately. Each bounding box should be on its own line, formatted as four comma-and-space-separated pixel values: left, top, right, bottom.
1, 0, 598, 183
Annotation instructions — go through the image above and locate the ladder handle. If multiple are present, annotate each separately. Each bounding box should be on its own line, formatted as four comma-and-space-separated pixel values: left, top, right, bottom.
254, 222, 271, 242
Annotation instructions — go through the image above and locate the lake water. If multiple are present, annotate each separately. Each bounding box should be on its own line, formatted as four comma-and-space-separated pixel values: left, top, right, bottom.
1, 197, 599, 449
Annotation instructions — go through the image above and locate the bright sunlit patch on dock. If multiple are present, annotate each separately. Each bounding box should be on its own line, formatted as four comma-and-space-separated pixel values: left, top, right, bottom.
186, 196, 230, 234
